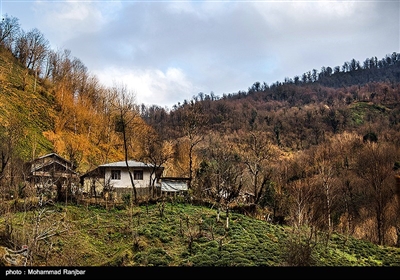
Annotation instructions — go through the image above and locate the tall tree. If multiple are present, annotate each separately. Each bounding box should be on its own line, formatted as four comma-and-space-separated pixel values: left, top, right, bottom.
355, 141, 399, 245
0, 14, 20, 50
179, 100, 207, 189
239, 131, 275, 205
0, 116, 25, 200
197, 137, 244, 228
14, 28, 49, 73
138, 126, 173, 198
0, 125, 10, 188
112, 83, 140, 203
313, 143, 338, 232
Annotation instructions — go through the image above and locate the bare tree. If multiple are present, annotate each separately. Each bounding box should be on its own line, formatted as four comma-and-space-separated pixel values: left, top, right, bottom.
285, 152, 317, 228
0, 116, 25, 200
25, 189, 68, 265
14, 28, 49, 72
331, 132, 363, 236
0, 126, 10, 184
355, 141, 399, 245
111, 83, 140, 203
198, 138, 244, 228
139, 128, 173, 198
287, 178, 316, 228
179, 100, 207, 189
239, 131, 275, 205
0, 14, 20, 50
312, 143, 338, 233
14, 28, 49, 93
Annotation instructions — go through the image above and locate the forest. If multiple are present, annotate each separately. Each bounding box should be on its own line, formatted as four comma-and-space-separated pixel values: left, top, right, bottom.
0, 13, 400, 251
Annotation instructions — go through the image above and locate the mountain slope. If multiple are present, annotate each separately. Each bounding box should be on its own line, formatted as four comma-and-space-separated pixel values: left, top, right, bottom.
0, 46, 131, 171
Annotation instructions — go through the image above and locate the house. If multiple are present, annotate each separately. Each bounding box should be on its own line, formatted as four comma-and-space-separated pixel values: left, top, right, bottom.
25, 153, 79, 197
80, 160, 165, 199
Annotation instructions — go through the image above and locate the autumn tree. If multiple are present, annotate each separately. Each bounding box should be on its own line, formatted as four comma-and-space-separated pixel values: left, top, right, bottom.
287, 177, 316, 229
354, 141, 399, 245
330, 132, 364, 236
42, 48, 123, 172
285, 152, 317, 228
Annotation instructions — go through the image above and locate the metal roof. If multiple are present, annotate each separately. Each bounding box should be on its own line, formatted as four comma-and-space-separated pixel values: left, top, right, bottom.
99, 160, 154, 168
80, 160, 165, 179
161, 180, 188, 192
31, 161, 77, 174
28, 153, 76, 167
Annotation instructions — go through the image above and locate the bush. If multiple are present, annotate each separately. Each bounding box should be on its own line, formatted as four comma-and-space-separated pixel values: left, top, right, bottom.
282, 238, 315, 266
146, 248, 172, 266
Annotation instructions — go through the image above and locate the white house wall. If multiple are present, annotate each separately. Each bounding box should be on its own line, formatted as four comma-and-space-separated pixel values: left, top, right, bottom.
105, 169, 152, 189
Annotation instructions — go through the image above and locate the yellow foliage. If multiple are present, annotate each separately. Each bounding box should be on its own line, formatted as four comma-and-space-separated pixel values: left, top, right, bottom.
42, 130, 65, 152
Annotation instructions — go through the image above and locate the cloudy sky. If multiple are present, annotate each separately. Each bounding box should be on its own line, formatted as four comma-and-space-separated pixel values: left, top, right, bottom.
2, 0, 399, 109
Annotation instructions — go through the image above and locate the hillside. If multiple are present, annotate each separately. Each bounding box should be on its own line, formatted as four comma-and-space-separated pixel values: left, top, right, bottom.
1, 201, 399, 268
142, 54, 400, 150
0, 46, 55, 159
136, 53, 400, 249
0, 45, 138, 172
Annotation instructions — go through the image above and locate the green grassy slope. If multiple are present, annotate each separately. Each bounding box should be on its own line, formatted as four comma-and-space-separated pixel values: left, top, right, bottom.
1, 201, 399, 267
0, 47, 54, 160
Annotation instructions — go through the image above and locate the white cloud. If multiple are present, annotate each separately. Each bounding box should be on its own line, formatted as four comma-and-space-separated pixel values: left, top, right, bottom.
32, 1, 120, 49
93, 66, 199, 109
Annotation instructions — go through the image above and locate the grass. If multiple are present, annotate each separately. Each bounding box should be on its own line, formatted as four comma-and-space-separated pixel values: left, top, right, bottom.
1, 200, 399, 267
0, 47, 55, 160
350, 101, 389, 126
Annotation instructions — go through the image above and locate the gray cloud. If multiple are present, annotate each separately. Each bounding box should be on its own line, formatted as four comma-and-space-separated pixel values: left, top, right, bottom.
3, 0, 399, 108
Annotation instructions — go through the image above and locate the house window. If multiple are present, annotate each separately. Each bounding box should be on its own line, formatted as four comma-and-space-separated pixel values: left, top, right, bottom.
111, 170, 121, 180
134, 170, 143, 180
